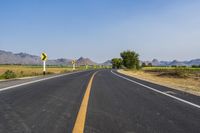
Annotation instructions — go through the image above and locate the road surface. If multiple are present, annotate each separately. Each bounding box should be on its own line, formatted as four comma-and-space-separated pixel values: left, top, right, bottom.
0, 70, 199, 133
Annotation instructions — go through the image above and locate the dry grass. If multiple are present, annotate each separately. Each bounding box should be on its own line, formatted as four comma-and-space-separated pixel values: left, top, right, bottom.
118, 69, 200, 96
142, 67, 200, 78
0, 65, 76, 78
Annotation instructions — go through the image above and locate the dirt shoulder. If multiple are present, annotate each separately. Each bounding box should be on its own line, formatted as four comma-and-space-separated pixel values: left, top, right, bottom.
118, 69, 200, 96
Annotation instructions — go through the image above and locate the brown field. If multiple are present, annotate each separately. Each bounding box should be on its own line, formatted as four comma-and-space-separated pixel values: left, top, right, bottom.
118, 69, 200, 96
0, 65, 79, 79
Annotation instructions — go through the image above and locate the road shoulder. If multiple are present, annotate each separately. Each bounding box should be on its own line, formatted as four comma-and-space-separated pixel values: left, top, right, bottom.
118, 69, 200, 96
0, 70, 88, 91
114, 70, 200, 106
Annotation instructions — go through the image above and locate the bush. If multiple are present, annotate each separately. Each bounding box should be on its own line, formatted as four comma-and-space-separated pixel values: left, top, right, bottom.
120, 50, 140, 69
20, 71, 24, 77
111, 58, 123, 69
60, 70, 70, 73
141, 63, 146, 67
192, 65, 200, 68
147, 63, 153, 67
2, 70, 17, 79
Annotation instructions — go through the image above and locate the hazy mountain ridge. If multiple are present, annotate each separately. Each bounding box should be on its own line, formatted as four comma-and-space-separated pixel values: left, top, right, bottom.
0, 50, 41, 65
143, 58, 200, 66
76, 57, 97, 66
1, 50, 199, 66
101, 60, 112, 66
0, 50, 96, 66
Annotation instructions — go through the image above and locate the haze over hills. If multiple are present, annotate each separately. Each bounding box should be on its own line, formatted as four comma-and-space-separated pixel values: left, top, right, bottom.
101, 60, 112, 66
0, 50, 199, 66
0, 50, 110, 66
143, 58, 200, 66
76, 57, 97, 66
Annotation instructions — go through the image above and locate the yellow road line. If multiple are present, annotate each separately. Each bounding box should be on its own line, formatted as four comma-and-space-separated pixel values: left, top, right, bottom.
72, 72, 98, 133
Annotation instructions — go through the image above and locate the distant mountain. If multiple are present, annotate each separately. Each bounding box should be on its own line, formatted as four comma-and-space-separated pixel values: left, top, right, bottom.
101, 60, 112, 66
0, 50, 99, 66
152, 59, 160, 66
142, 58, 200, 66
187, 59, 200, 66
0, 50, 71, 65
1, 50, 199, 67
169, 60, 186, 66
76, 57, 97, 66
0, 50, 42, 65
47, 58, 72, 66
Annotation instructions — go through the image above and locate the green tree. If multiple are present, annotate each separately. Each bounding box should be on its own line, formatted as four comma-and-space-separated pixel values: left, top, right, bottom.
141, 62, 147, 67
147, 63, 153, 67
120, 50, 140, 69
111, 58, 123, 69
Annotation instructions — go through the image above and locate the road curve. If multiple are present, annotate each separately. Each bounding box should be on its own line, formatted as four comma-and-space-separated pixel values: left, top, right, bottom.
0, 69, 199, 133
85, 70, 200, 133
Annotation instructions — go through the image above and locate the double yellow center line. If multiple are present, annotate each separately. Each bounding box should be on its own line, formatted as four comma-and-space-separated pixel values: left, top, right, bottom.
72, 72, 98, 133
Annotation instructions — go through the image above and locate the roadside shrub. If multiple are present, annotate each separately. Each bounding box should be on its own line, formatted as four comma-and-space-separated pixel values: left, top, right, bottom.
156, 68, 189, 78
173, 68, 189, 78
147, 63, 153, 67
192, 65, 200, 68
111, 58, 123, 69
46, 72, 54, 74
2, 70, 17, 79
141, 63, 146, 67
61, 70, 70, 73
120, 50, 140, 69
20, 71, 24, 77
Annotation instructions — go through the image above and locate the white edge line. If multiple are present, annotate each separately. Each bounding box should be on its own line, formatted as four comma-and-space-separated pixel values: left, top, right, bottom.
0, 70, 88, 92
111, 70, 200, 109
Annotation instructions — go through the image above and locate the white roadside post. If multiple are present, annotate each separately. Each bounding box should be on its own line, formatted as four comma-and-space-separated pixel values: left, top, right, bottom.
41, 52, 47, 75
72, 60, 76, 71
73, 63, 75, 71
43, 60, 46, 75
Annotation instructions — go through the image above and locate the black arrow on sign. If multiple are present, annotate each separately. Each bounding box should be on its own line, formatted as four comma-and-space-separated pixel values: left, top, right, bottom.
42, 53, 47, 60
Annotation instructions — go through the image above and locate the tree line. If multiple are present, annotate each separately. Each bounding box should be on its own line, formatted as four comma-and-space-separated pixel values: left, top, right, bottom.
111, 50, 140, 69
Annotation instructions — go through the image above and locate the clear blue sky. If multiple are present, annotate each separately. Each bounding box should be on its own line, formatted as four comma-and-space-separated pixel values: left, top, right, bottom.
0, 0, 200, 62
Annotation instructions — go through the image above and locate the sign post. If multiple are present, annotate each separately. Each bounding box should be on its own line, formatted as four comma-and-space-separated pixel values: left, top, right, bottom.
85, 64, 88, 69
43, 61, 46, 75
41, 52, 47, 75
72, 60, 76, 71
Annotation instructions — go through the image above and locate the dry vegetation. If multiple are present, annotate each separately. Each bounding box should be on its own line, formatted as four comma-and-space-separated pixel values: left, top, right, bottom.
118, 67, 200, 96
0, 65, 81, 79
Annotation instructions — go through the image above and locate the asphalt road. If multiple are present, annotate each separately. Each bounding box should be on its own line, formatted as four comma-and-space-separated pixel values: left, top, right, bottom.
0, 70, 94, 133
0, 70, 200, 133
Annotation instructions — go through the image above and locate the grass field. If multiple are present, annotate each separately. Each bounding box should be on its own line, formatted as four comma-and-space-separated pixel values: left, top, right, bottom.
0, 65, 88, 79
142, 66, 200, 72
119, 67, 200, 96
142, 67, 200, 78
